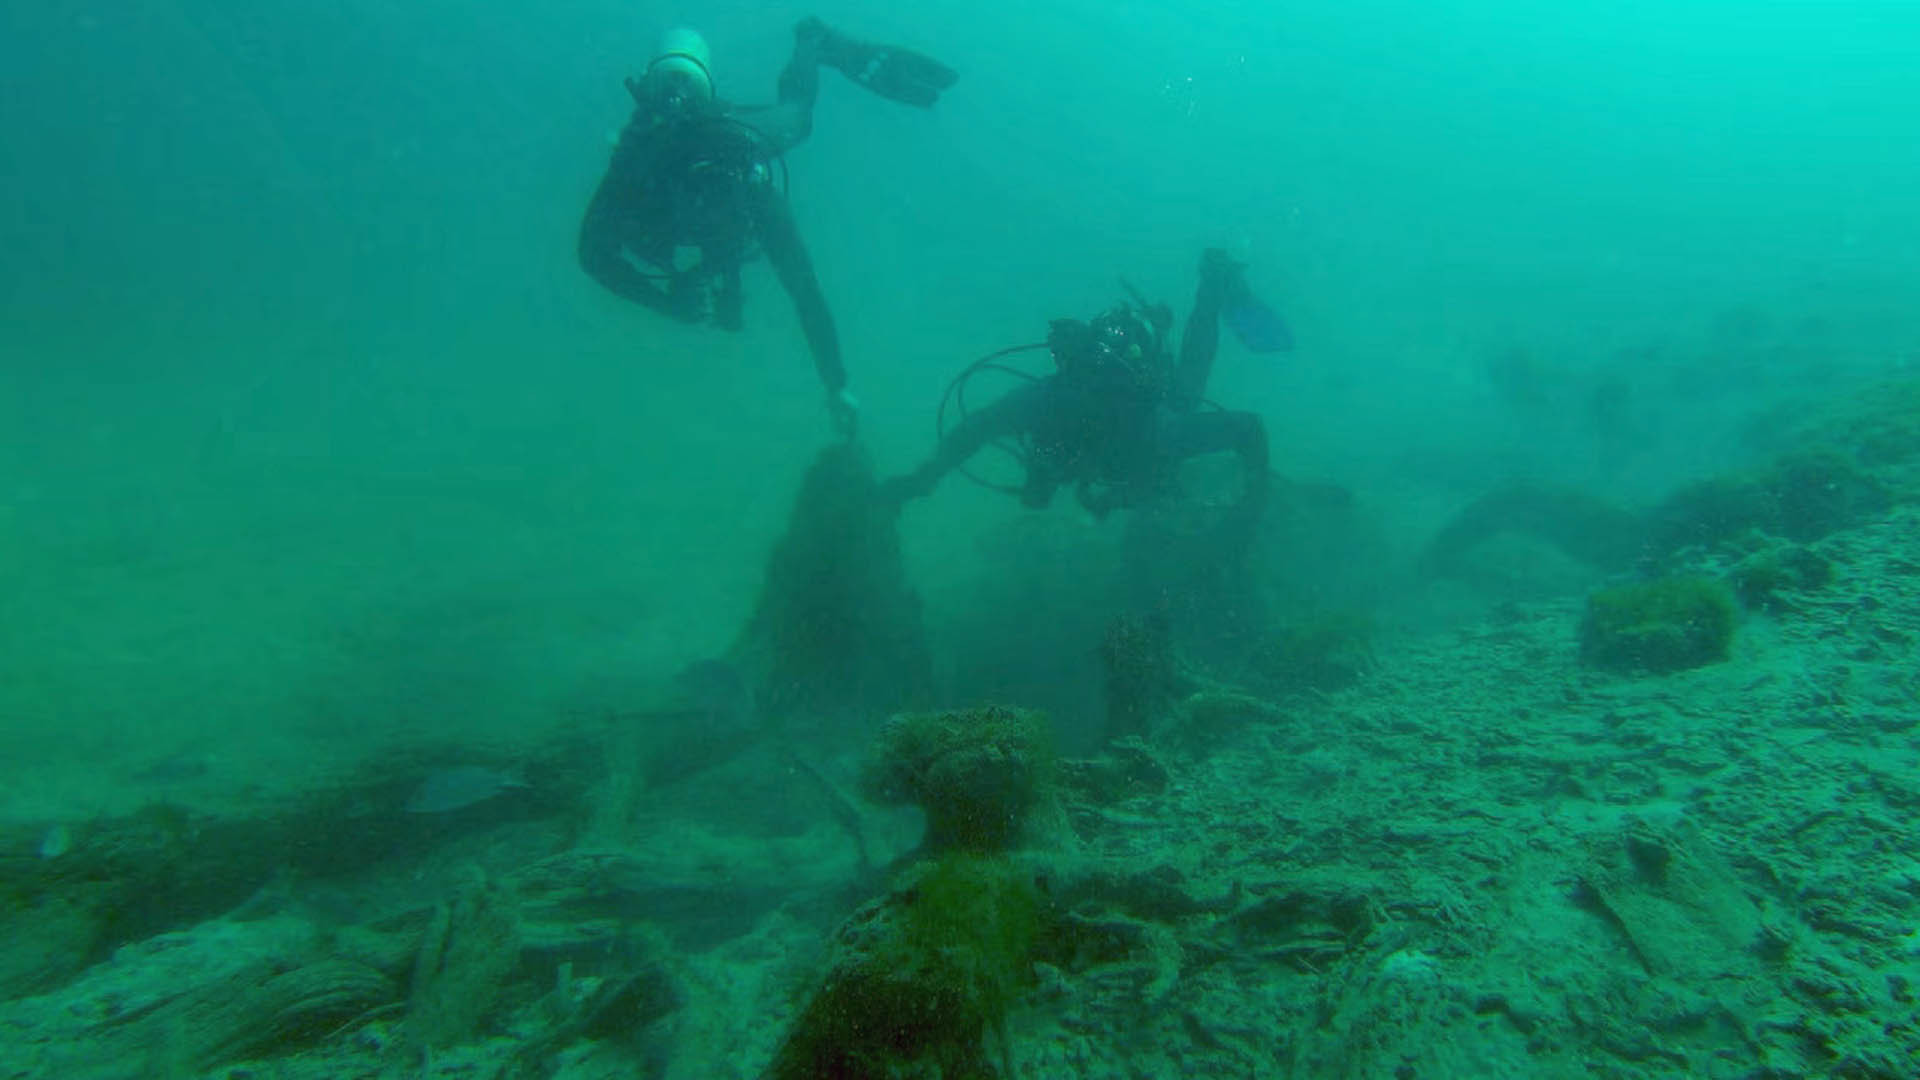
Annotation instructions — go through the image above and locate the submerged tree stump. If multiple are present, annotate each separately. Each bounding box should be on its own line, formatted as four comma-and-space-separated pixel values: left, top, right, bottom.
728, 443, 935, 730
408, 873, 523, 1048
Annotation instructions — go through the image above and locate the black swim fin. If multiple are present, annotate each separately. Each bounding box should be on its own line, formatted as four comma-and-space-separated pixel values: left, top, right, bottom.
800, 18, 958, 108
838, 44, 958, 107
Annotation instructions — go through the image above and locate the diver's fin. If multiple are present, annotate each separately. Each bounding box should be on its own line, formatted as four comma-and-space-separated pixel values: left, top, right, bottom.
1224, 290, 1294, 354
1202, 248, 1293, 353
802, 18, 957, 108
840, 45, 957, 107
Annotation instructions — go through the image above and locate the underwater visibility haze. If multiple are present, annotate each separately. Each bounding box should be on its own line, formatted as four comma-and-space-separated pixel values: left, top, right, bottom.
2, 0, 1919, 1075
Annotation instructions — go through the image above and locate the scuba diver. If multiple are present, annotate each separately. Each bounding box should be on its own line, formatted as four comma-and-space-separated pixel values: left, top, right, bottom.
578, 19, 958, 436
879, 249, 1291, 528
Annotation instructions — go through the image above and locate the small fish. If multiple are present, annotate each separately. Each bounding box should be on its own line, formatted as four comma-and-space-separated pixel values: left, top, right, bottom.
404, 766, 528, 814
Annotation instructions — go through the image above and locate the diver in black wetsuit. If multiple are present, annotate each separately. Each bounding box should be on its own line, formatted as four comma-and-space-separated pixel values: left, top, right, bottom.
578, 20, 957, 436
880, 249, 1273, 529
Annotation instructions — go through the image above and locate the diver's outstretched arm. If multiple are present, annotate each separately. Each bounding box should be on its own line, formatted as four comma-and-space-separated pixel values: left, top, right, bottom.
750, 186, 846, 396
883, 381, 1048, 505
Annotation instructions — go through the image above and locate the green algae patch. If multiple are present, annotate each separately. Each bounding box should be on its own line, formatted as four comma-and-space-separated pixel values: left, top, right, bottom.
1579, 576, 1737, 674
765, 854, 1045, 1080
860, 705, 1055, 854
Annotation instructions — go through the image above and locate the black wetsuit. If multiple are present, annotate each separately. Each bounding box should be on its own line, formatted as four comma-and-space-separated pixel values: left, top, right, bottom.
889, 260, 1269, 516
578, 38, 845, 395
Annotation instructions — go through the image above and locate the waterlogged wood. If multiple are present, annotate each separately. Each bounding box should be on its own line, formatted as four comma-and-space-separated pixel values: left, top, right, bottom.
65, 958, 396, 1077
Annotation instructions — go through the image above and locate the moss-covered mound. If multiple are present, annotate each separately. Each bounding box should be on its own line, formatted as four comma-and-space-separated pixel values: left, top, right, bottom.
1727, 541, 1833, 612
1249, 611, 1377, 695
765, 854, 1045, 1080
860, 706, 1054, 854
1647, 450, 1890, 553
1579, 576, 1737, 674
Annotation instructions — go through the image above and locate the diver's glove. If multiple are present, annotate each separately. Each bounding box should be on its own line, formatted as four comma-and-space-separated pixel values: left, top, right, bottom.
828, 387, 860, 440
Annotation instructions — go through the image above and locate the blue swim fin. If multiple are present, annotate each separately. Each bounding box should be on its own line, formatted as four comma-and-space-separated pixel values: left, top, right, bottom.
1224, 286, 1293, 354
1201, 248, 1292, 353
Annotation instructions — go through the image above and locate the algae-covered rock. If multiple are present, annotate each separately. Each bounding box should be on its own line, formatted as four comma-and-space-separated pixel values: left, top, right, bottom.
1426, 444, 1893, 587
765, 854, 1045, 1080
1248, 611, 1377, 695
860, 706, 1054, 854
1727, 541, 1833, 612
1648, 449, 1890, 552
1579, 576, 1737, 674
